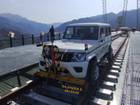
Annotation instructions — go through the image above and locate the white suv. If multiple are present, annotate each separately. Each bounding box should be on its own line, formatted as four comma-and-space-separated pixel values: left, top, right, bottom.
39, 23, 112, 82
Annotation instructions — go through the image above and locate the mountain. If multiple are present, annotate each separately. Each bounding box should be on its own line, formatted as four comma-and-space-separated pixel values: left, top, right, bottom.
56, 9, 140, 32
117, 9, 138, 27
0, 13, 50, 37
0, 13, 52, 48
56, 12, 117, 32
49, 22, 62, 28
0, 9, 139, 38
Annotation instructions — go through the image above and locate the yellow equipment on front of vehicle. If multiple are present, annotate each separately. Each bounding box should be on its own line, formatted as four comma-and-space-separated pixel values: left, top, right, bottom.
34, 71, 85, 86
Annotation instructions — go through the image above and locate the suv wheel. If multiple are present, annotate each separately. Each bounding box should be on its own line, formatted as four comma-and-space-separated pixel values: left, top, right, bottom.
107, 46, 113, 67
88, 59, 99, 86
82, 59, 99, 95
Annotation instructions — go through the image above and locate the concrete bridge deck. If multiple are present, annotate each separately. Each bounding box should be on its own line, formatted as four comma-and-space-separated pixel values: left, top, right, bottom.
1, 32, 140, 105
0, 45, 42, 76
121, 32, 140, 105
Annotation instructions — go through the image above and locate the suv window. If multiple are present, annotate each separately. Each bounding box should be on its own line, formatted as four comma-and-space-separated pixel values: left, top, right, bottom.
100, 27, 111, 37
65, 27, 74, 38
106, 27, 111, 36
100, 27, 106, 37
63, 26, 99, 40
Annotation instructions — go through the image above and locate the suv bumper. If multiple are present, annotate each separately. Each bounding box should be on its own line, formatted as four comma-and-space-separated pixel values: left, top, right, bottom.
39, 58, 88, 78
60, 61, 88, 78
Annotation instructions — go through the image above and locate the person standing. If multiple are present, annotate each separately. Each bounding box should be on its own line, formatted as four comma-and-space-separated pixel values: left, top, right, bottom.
49, 26, 55, 43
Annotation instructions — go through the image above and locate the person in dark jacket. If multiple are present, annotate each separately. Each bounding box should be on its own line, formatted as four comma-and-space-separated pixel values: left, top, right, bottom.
49, 26, 55, 43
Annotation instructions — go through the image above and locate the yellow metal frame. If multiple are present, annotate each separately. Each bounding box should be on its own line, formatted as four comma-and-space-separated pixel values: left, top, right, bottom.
34, 71, 85, 86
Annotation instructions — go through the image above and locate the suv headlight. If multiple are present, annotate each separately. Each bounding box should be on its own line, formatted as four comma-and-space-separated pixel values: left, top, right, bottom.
72, 53, 86, 62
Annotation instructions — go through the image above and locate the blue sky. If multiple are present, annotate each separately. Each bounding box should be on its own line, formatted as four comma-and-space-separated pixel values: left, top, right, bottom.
0, 0, 137, 24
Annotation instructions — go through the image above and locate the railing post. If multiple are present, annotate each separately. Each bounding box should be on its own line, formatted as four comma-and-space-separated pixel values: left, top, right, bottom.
47, 33, 49, 41
9, 37, 13, 47
40, 34, 43, 43
32, 34, 34, 44
16, 71, 21, 87
59, 33, 61, 40
22, 34, 24, 45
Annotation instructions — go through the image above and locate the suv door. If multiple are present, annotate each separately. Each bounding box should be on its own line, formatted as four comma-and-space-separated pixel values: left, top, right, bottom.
105, 27, 111, 51
99, 27, 107, 58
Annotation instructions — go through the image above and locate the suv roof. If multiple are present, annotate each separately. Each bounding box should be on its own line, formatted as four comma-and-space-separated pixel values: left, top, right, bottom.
67, 23, 110, 27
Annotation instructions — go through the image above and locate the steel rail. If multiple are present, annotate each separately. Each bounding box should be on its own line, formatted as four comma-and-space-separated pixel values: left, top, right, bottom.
0, 63, 38, 82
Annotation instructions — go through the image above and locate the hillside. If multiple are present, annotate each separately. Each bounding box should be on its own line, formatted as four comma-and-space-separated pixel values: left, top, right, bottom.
0, 13, 51, 48
0, 9, 140, 38
56, 9, 140, 32
0, 13, 50, 39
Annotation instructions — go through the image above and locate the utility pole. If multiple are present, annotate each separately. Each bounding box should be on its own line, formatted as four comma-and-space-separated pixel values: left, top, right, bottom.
102, 0, 107, 23
117, 16, 123, 28
137, 0, 140, 30
122, 0, 128, 27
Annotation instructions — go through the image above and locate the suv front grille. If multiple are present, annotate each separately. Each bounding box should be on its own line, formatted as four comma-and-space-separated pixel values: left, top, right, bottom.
58, 52, 73, 62
42, 48, 73, 62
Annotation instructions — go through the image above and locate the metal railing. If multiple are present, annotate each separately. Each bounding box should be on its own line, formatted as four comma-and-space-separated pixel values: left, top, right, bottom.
0, 31, 125, 50
0, 33, 62, 49
0, 34, 37, 49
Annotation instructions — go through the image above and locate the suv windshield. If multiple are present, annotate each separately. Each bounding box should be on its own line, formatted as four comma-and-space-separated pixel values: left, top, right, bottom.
63, 26, 99, 40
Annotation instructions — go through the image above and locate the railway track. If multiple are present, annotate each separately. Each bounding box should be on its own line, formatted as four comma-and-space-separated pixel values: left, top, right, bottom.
0, 32, 128, 105
75, 34, 129, 105
0, 63, 38, 97
86, 35, 129, 105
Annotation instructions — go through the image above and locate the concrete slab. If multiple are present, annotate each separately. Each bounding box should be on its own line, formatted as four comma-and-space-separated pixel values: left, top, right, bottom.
121, 32, 140, 105
0, 45, 42, 76
109, 34, 129, 105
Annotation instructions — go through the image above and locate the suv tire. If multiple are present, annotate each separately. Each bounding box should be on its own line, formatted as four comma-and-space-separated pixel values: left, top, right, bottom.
88, 59, 99, 86
107, 46, 113, 67
82, 59, 99, 95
